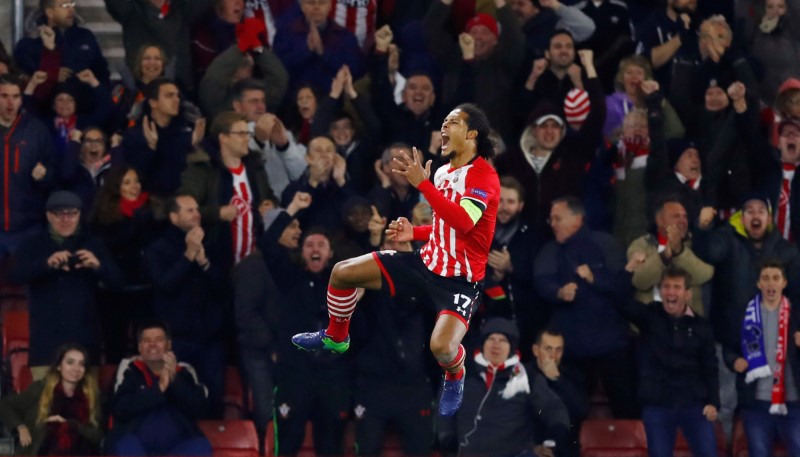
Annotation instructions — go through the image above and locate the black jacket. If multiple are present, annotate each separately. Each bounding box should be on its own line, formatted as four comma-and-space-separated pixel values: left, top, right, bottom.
106, 357, 208, 453
143, 225, 227, 342
10, 229, 123, 364
615, 299, 720, 408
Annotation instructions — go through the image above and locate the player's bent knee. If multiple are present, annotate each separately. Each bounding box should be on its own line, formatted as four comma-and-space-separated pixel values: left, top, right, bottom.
429, 337, 459, 361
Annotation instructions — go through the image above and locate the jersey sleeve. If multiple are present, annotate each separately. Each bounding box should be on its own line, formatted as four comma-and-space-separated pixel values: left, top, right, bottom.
460, 166, 497, 224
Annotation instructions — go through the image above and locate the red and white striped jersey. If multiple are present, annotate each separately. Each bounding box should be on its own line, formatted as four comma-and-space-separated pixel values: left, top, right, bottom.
329, 0, 376, 50
419, 157, 499, 282
229, 165, 255, 264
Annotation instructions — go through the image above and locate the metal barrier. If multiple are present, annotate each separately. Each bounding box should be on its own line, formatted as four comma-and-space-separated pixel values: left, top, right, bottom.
13, 0, 24, 44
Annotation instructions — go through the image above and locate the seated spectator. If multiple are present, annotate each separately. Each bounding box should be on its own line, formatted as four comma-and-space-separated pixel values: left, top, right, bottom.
368, 143, 421, 223
534, 197, 638, 418
281, 135, 355, 232
122, 78, 205, 198
603, 55, 684, 142
311, 65, 381, 195
10, 191, 123, 377
0, 343, 102, 456
0, 74, 56, 260
91, 165, 159, 364
512, 0, 595, 65
14, 0, 109, 101
59, 128, 119, 216
496, 50, 604, 233
105, 321, 212, 456
272, 0, 365, 92
726, 261, 800, 457
628, 197, 714, 315
198, 39, 288, 123
614, 266, 720, 457
23, 71, 113, 164
423, 0, 525, 140
371, 26, 441, 161
104, 0, 215, 92
229, 78, 306, 197
532, 328, 589, 457
437, 318, 571, 457
143, 195, 227, 417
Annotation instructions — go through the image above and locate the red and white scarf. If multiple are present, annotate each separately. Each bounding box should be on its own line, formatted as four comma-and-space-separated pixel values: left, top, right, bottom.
675, 172, 701, 190
613, 136, 649, 181
777, 162, 796, 241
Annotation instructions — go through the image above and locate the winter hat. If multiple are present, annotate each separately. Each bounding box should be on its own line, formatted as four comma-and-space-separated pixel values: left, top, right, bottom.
564, 88, 590, 129
527, 101, 565, 127
465, 13, 499, 38
667, 138, 697, 169
480, 318, 520, 355
776, 78, 800, 113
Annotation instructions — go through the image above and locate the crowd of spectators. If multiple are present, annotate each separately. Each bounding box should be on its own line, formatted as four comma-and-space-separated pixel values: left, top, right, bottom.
1, 0, 800, 455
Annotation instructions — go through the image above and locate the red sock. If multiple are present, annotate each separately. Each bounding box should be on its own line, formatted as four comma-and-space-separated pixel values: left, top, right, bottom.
325, 285, 358, 342
440, 344, 466, 381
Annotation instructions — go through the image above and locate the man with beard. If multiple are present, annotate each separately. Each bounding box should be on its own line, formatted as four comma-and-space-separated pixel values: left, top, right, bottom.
635, 0, 700, 91
519, 29, 585, 122
730, 82, 800, 242
694, 193, 800, 438
258, 214, 352, 457
628, 197, 714, 316
480, 176, 544, 355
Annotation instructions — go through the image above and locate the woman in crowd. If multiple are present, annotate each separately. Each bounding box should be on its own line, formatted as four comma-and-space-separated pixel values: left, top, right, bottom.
91, 166, 158, 363
603, 55, 684, 142
0, 343, 102, 456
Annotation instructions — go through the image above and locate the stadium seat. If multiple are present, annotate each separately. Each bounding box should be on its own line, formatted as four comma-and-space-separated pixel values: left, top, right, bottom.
731, 419, 789, 457
199, 420, 259, 457
674, 421, 727, 457
224, 365, 245, 420
580, 419, 648, 457
2, 310, 29, 394
98, 364, 119, 397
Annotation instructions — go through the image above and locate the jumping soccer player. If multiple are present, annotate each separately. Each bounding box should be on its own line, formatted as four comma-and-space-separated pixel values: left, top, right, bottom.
292, 103, 499, 416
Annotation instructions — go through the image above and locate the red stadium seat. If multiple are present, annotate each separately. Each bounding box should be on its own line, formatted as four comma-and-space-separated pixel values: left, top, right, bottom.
2, 310, 29, 394
580, 419, 648, 457
674, 421, 727, 457
732, 419, 789, 457
199, 420, 259, 457
224, 366, 245, 420
15, 365, 32, 392
98, 364, 119, 397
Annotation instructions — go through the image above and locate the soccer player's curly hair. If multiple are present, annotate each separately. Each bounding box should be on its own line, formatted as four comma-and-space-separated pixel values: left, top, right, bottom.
455, 103, 495, 160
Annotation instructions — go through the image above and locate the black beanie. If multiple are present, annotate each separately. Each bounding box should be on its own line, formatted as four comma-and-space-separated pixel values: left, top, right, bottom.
480, 318, 520, 355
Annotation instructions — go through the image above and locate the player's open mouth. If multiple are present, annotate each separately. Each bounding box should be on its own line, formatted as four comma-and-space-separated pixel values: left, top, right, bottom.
311, 254, 321, 261
441, 133, 450, 151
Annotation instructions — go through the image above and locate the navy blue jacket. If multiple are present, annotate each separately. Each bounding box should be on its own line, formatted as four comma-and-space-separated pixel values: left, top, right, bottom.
0, 113, 56, 233
122, 116, 195, 197
14, 24, 110, 87
143, 226, 227, 343
534, 226, 631, 357
10, 229, 124, 364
